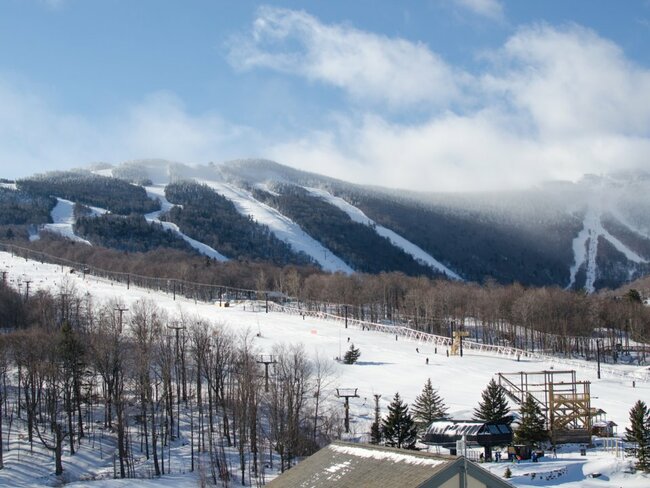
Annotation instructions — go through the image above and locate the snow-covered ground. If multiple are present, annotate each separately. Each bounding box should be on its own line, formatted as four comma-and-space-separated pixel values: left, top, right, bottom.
1, 250, 649, 487
144, 185, 228, 262
305, 187, 463, 280
200, 180, 353, 273
91, 168, 114, 178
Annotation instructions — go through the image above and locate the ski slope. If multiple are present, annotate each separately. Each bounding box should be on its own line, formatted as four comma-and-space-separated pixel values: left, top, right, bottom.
36, 198, 104, 245
305, 187, 463, 280
568, 206, 648, 292
1, 250, 649, 487
144, 185, 228, 262
1, 251, 645, 431
199, 180, 353, 273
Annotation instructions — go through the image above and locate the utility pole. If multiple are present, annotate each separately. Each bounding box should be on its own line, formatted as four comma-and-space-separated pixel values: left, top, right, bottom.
168, 323, 186, 438
596, 339, 602, 379
265, 292, 269, 314
60, 292, 69, 324
24, 279, 32, 302
1, 270, 7, 287
336, 388, 359, 434
256, 355, 277, 392
345, 305, 348, 329
114, 306, 128, 334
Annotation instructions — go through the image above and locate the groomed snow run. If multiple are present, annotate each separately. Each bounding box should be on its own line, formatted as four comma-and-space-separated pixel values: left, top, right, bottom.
200, 180, 353, 273
144, 185, 228, 262
568, 206, 648, 292
305, 187, 462, 280
37, 198, 102, 245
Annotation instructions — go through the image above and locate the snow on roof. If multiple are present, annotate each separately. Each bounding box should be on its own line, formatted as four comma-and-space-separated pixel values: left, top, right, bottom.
329, 443, 446, 467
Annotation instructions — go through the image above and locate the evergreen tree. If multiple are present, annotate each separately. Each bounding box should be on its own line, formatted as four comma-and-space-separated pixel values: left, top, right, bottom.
624, 400, 650, 472
473, 378, 510, 424
411, 378, 448, 430
382, 392, 417, 449
625, 288, 642, 304
515, 394, 546, 446
343, 344, 361, 364
370, 394, 382, 445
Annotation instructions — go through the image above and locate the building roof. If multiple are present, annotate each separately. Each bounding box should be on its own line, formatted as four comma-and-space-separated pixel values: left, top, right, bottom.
422, 420, 513, 448
268, 441, 514, 488
424, 420, 513, 437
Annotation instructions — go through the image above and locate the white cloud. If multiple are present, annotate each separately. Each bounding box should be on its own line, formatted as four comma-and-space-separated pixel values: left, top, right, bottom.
249, 17, 650, 192
491, 24, 650, 138
0, 83, 255, 179
228, 6, 465, 108
453, 0, 505, 21
3, 13, 650, 194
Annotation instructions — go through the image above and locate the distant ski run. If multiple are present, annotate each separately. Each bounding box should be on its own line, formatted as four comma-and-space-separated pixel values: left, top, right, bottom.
304, 187, 463, 280
568, 207, 647, 292
40, 198, 95, 245
144, 185, 228, 262
199, 180, 353, 274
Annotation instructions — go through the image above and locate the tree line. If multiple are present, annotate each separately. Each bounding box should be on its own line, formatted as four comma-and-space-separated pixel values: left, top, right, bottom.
7, 236, 650, 361
0, 282, 342, 483
74, 213, 196, 254
17, 171, 160, 215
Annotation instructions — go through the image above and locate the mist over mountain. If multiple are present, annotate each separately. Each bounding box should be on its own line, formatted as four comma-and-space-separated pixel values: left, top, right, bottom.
4, 158, 650, 291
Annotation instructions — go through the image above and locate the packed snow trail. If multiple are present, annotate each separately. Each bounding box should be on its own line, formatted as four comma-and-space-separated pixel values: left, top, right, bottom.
200, 180, 354, 273
144, 185, 228, 262
568, 206, 647, 292
37, 198, 103, 245
304, 187, 463, 280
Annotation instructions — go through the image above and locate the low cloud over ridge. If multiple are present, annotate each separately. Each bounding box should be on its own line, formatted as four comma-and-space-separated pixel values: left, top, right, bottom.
3, 8, 650, 193
231, 9, 650, 191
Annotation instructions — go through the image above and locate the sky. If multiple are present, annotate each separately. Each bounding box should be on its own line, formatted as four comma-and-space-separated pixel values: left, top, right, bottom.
2, 0, 650, 192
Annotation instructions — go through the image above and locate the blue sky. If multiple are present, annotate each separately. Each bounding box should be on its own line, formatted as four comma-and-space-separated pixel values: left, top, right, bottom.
2, 0, 650, 191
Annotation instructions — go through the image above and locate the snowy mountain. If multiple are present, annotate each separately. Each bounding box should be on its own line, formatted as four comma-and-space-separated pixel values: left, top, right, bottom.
4, 160, 650, 290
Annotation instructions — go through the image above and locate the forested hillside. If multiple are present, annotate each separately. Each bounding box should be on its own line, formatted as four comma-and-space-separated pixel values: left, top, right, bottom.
18, 171, 160, 215
0, 186, 55, 225
337, 191, 578, 286
3, 160, 650, 290
253, 184, 438, 277
74, 214, 196, 253
165, 181, 315, 266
